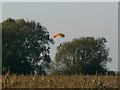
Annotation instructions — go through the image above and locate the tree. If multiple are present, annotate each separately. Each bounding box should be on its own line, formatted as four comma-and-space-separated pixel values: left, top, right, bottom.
2, 18, 53, 75
0, 22, 2, 74
54, 37, 112, 75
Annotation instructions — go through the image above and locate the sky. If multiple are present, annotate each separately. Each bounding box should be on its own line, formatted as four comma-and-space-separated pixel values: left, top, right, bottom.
2, 2, 118, 71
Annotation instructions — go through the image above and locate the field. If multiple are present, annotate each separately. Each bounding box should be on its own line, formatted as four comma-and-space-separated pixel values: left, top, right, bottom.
2, 74, 119, 89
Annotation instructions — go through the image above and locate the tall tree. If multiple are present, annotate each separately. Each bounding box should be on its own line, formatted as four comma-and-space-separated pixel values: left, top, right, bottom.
2, 18, 53, 75
54, 37, 112, 75
0, 22, 2, 74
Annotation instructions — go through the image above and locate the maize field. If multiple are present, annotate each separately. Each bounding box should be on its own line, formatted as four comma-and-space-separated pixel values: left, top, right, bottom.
1, 74, 119, 89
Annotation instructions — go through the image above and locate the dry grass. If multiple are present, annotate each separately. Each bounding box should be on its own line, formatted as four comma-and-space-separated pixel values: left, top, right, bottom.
0, 76, 1, 89
2, 74, 118, 88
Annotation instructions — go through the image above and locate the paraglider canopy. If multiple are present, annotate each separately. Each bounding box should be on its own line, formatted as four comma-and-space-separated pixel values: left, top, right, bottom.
53, 33, 65, 38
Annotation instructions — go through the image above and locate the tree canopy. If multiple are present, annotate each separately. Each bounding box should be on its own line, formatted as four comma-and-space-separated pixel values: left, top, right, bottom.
53, 37, 112, 75
2, 18, 53, 75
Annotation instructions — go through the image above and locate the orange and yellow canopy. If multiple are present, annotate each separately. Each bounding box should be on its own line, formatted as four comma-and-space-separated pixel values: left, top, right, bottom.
53, 33, 65, 38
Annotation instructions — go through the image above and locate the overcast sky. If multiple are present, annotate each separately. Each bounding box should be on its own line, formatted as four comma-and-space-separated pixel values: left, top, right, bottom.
2, 2, 118, 71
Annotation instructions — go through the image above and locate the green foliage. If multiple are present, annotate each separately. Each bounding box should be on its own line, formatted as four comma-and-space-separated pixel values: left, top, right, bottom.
2, 18, 53, 75
0, 22, 2, 74
54, 37, 112, 75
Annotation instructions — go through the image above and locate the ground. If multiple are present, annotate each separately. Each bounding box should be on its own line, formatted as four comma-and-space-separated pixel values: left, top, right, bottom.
2, 74, 119, 89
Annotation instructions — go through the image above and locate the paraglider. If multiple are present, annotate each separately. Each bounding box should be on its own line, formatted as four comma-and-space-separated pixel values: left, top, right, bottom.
53, 33, 65, 38
52, 33, 65, 46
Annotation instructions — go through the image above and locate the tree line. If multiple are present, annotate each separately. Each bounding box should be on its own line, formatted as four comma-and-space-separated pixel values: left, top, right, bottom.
2, 18, 115, 75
